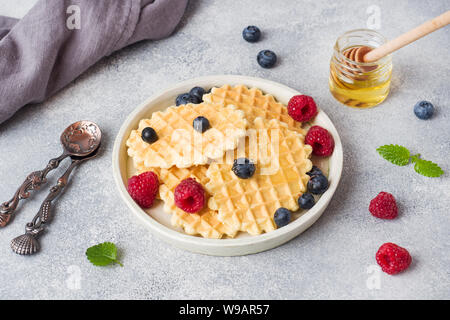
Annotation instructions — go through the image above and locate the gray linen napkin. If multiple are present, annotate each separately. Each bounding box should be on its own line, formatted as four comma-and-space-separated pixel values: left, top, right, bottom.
0, 0, 188, 124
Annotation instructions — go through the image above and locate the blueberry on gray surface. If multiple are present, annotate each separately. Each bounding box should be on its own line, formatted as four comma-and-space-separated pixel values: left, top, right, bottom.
176, 93, 196, 106
307, 174, 328, 194
141, 127, 158, 144
274, 208, 292, 228
232, 158, 255, 179
193, 116, 210, 133
242, 25, 261, 42
257, 50, 277, 68
307, 165, 323, 177
298, 193, 315, 209
189, 87, 205, 103
414, 100, 434, 120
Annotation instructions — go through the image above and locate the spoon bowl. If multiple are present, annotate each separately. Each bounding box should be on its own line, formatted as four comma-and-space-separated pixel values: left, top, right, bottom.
60, 121, 102, 157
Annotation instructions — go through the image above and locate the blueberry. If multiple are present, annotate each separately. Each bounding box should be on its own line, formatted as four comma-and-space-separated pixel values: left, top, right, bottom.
242, 25, 261, 43
274, 208, 292, 228
189, 87, 205, 103
141, 127, 158, 144
232, 158, 255, 179
193, 116, 210, 133
190, 95, 202, 104
307, 174, 328, 194
298, 193, 315, 209
176, 93, 196, 106
414, 101, 434, 120
257, 50, 277, 68
307, 165, 323, 177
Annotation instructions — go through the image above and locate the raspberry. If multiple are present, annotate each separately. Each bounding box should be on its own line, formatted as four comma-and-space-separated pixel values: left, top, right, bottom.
369, 192, 398, 219
174, 178, 205, 213
305, 126, 335, 156
376, 243, 412, 275
287, 95, 318, 122
127, 171, 159, 208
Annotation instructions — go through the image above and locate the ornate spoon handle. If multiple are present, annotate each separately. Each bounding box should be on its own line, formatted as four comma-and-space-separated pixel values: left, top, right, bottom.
11, 159, 79, 255
0, 154, 67, 227
33, 160, 78, 227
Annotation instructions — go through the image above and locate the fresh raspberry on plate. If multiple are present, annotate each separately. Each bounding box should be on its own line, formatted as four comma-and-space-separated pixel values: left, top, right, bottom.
369, 192, 398, 219
376, 243, 412, 275
174, 178, 205, 213
305, 125, 335, 156
287, 95, 318, 122
127, 171, 159, 208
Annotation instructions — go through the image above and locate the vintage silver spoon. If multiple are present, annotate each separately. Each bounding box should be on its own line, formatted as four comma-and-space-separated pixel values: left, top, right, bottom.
11, 144, 101, 255
0, 121, 101, 227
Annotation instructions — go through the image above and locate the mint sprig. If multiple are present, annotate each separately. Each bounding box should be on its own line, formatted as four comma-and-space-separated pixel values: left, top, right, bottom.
377, 144, 443, 178
411, 155, 444, 177
86, 242, 123, 267
376, 144, 410, 166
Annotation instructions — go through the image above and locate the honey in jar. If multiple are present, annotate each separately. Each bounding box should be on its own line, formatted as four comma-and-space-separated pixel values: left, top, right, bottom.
329, 29, 393, 108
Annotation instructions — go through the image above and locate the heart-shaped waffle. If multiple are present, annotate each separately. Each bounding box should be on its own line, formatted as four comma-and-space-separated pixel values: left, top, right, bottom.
206, 117, 312, 235
159, 166, 237, 239
126, 103, 247, 169
203, 84, 306, 136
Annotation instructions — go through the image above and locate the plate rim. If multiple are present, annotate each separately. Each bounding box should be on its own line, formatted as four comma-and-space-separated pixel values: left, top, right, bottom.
112, 75, 343, 255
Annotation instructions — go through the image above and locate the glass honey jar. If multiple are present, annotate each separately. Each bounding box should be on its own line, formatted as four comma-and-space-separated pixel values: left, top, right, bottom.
329, 29, 393, 108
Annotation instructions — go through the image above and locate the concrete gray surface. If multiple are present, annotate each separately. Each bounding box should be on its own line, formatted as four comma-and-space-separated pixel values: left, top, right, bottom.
0, 0, 449, 300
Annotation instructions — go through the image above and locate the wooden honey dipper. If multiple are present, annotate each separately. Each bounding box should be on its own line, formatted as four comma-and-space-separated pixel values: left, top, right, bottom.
344, 10, 450, 65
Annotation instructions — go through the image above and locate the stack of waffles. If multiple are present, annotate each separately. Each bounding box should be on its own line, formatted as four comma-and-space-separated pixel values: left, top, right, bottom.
126, 85, 313, 238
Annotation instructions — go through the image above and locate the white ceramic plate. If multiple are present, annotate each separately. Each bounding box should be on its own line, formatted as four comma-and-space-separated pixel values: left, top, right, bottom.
112, 75, 343, 256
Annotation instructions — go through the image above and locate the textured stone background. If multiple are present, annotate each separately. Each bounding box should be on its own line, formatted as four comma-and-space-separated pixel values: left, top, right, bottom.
0, 0, 449, 299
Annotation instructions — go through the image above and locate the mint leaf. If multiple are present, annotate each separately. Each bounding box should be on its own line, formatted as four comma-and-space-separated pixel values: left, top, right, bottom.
377, 145, 444, 178
86, 242, 123, 267
411, 156, 444, 178
376, 144, 410, 166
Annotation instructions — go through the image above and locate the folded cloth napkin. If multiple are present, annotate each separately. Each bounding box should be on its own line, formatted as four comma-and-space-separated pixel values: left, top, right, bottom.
0, 0, 188, 124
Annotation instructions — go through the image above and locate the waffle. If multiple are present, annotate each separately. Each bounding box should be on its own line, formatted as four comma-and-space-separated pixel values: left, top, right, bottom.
126, 103, 247, 169
203, 84, 306, 136
158, 166, 237, 239
205, 117, 313, 235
